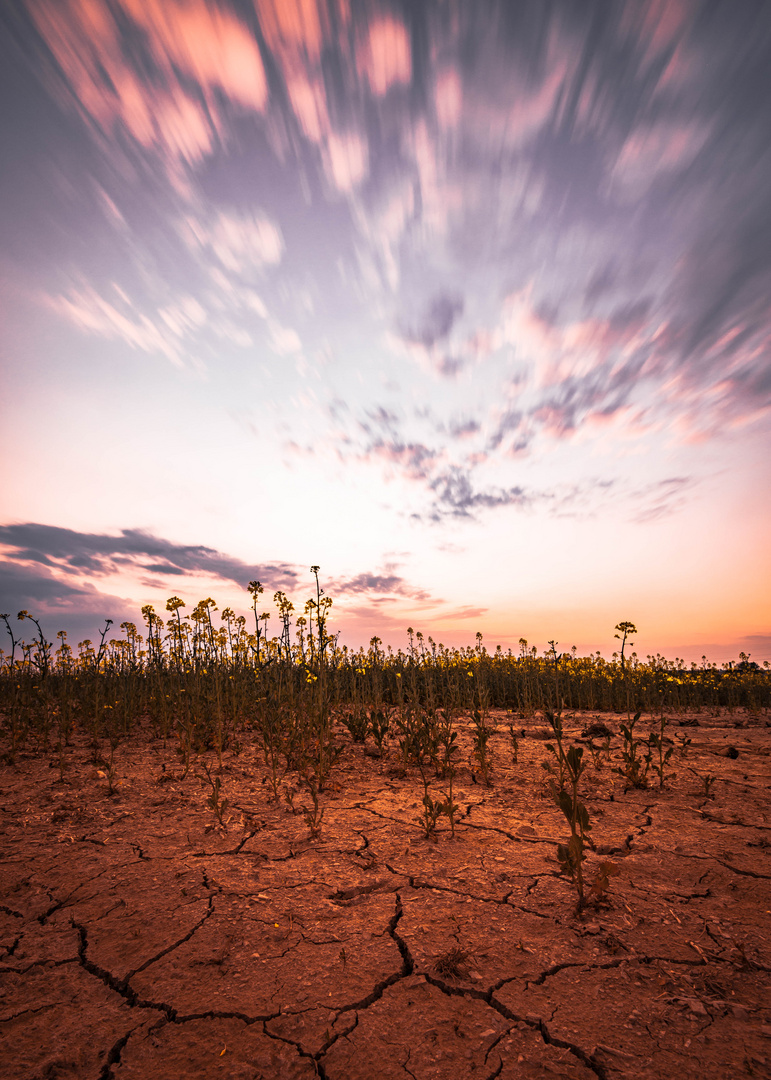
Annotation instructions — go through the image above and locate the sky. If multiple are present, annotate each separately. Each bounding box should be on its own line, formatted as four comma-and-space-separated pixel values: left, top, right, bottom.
1, 0, 770, 665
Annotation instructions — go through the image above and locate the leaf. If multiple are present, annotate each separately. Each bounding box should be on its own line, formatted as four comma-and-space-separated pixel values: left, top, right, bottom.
567, 834, 583, 863
576, 802, 592, 833
567, 746, 583, 772
557, 788, 573, 821
556, 843, 572, 876
588, 860, 620, 898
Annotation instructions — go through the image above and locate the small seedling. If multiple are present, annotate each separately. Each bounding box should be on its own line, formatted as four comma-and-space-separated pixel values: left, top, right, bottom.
619, 711, 650, 788
507, 723, 519, 764
699, 773, 716, 799
434, 946, 471, 979
437, 710, 460, 836
369, 708, 391, 756
342, 710, 369, 744
552, 748, 592, 900
105, 741, 120, 796
542, 709, 568, 789
546, 710, 618, 911
587, 860, 620, 902
302, 777, 324, 838
648, 715, 674, 787
676, 734, 692, 757
420, 791, 448, 838
202, 763, 229, 827
588, 741, 605, 770
471, 708, 495, 785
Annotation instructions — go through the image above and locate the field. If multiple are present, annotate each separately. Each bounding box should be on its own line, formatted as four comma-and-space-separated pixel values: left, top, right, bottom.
1, 607, 770, 1078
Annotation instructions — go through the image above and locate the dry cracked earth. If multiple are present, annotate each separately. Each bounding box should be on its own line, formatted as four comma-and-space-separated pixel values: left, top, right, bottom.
1, 707, 770, 1080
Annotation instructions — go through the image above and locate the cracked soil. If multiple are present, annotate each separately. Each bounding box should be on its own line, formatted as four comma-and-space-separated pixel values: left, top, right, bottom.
1, 707, 770, 1079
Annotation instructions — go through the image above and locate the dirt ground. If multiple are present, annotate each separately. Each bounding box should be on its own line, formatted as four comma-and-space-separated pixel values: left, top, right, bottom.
1, 707, 770, 1080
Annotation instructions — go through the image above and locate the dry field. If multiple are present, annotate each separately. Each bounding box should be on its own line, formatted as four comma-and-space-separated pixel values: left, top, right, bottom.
1, 707, 770, 1080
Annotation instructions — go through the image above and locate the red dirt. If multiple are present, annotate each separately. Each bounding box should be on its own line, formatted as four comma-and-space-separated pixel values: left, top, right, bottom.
1, 708, 770, 1079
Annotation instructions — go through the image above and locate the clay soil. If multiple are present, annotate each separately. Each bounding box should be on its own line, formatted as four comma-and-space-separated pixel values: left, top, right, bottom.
1, 707, 770, 1080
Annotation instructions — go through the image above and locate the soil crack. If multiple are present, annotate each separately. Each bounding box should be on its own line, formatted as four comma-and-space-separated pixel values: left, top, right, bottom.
422, 971, 609, 1080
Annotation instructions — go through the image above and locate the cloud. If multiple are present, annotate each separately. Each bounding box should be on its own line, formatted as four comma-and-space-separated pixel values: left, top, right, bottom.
366, 441, 445, 483
47, 203, 286, 366
439, 606, 488, 621
323, 131, 369, 192
628, 477, 694, 523
180, 207, 284, 274
50, 284, 187, 367
405, 464, 696, 527
254, 0, 375, 194
29, 0, 268, 182
448, 418, 481, 440
738, 634, 771, 656
0, 523, 299, 592
400, 291, 464, 349
268, 320, 303, 355
607, 120, 711, 202
435, 356, 467, 378
0, 560, 137, 642
255, 0, 326, 65
333, 572, 430, 602
423, 467, 535, 522
123, 0, 268, 110
358, 406, 401, 438
356, 14, 412, 97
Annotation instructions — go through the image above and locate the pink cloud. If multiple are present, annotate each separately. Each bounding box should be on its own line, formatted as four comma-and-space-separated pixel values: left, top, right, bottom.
30, 0, 267, 180
657, 329, 771, 443
254, 0, 331, 148
50, 284, 184, 367
286, 69, 330, 143
608, 120, 710, 201
620, 0, 693, 65
364, 181, 416, 289
363, 441, 446, 483
496, 287, 655, 391
268, 320, 303, 355
323, 131, 369, 192
123, 0, 268, 111
460, 23, 577, 154
407, 120, 464, 239
254, 0, 327, 64
435, 68, 462, 129
252, 0, 374, 194
152, 83, 217, 164
181, 208, 284, 273
356, 14, 412, 96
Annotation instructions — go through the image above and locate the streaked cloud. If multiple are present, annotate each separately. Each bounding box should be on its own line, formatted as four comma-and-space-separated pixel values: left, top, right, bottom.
180, 208, 284, 273
50, 283, 188, 368
356, 15, 412, 97
29, 0, 268, 183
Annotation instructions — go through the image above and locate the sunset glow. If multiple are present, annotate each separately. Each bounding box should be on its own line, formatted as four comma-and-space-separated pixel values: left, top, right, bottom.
1, 0, 769, 663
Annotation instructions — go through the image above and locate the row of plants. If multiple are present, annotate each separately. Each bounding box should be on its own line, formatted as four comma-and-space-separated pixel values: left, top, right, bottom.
2, 576, 761, 915
1, 581, 767, 737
